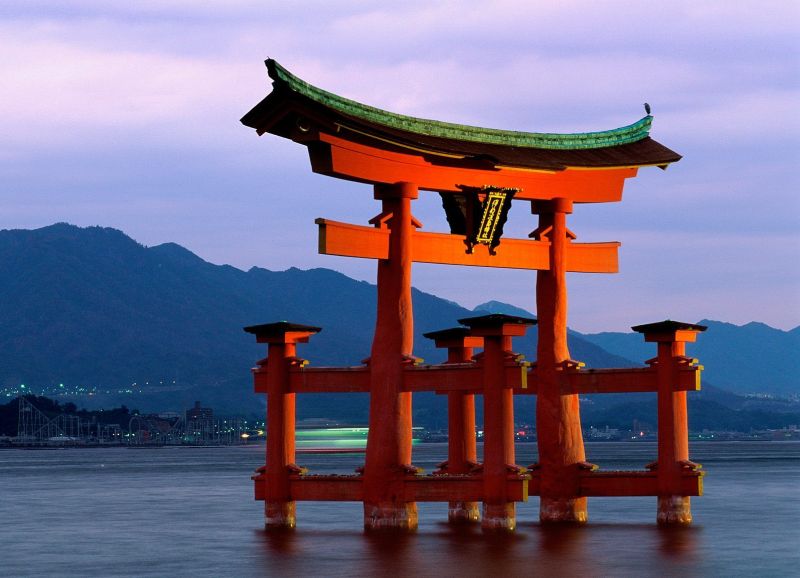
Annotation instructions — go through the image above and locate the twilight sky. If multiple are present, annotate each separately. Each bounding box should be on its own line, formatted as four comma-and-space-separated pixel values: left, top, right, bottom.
3, 1, 798, 332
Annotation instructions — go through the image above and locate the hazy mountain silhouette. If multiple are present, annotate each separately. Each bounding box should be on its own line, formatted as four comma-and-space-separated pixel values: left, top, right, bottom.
1, 224, 796, 430
582, 320, 799, 396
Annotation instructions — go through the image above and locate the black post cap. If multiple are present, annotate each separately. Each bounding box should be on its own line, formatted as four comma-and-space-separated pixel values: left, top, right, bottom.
631, 320, 707, 334
243, 321, 322, 338
457, 313, 537, 329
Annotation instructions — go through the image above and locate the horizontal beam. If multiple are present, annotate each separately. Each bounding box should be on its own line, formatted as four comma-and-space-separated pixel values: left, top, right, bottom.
313, 132, 636, 202
317, 218, 388, 261
576, 471, 704, 497
258, 364, 700, 395
560, 366, 701, 394
402, 364, 482, 392
412, 229, 549, 270
253, 475, 365, 501
254, 474, 530, 502
288, 367, 370, 393
317, 218, 619, 273
404, 476, 529, 502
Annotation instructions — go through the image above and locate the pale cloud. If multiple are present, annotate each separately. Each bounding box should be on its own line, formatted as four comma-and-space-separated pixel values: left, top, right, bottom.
2, 0, 798, 331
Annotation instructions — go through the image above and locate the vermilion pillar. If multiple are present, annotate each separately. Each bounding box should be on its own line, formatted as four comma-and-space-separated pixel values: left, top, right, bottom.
633, 320, 707, 524
244, 321, 321, 529
534, 198, 588, 523
363, 181, 419, 530
460, 314, 535, 531
424, 327, 483, 523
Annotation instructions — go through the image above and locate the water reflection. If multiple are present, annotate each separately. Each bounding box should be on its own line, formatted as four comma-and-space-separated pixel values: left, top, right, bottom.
257, 527, 298, 555
658, 525, 699, 558
537, 523, 586, 555
254, 520, 705, 577
363, 529, 415, 574
3, 442, 796, 577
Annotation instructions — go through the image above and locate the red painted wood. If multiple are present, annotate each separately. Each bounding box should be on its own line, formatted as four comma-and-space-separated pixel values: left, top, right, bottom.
264, 341, 297, 527
481, 334, 520, 529
313, 133, 635, 201
288, 366, 370, 393
362, 182, 418, 530
402, 364, 482, 392
316, 218, 620, 273
535, 199, 588, 523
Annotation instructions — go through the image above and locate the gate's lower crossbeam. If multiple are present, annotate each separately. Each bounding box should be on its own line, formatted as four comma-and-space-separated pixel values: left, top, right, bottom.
253, 473, 530, 503
527, 470, 703, 497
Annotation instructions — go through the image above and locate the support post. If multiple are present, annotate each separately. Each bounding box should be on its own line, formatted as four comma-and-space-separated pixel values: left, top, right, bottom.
534, 197, 588, 523
244, 322, 321, 529
633, 320, 707, 525
363, 181, 419, 530
460, 314, 535, 531
424, 327, 483, 523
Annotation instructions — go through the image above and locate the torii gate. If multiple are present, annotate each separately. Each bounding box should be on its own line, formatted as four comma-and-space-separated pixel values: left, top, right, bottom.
242, 60, 705, 530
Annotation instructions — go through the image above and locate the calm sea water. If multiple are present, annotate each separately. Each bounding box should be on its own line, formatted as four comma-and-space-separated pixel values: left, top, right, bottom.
1, 442, 798, 577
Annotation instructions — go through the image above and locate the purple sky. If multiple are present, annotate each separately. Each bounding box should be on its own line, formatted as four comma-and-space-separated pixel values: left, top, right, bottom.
3, 1, 798, 332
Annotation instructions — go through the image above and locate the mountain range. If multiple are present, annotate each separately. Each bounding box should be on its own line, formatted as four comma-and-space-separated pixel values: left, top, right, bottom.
1, 223, 797, 429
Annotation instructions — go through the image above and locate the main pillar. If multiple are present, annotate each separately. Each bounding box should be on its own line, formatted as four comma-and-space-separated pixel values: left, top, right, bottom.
534, 198, 588, 523
363, 181, 419, 530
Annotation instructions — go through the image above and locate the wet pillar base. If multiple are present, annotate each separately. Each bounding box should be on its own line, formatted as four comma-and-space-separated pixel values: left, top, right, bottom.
540, 497, 588, 524
363, 502, 418, 530
657, 496, 692, 525
448, 501, 480, 524
481, 503, 515, 531
265, 501, 296, 529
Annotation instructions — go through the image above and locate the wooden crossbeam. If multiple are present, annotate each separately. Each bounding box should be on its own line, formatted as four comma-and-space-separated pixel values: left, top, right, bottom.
254, 474, 530, 503
403, 476, 529, 502
313, 132, 637, 201
317, 218, 619, 272
563, 366, 701, 394
401, 364, 483, 392
253, 474, 364, 501
288, 366, 370, 393
577, 471, 703, 497
526, 470, 703, 497
259, 363, 701, 395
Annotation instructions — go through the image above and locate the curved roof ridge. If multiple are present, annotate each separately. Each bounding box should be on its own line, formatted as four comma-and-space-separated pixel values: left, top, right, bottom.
267, 59, 653, 151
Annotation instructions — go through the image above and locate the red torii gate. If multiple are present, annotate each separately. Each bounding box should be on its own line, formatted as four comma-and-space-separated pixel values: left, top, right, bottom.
242, 60, 705, 530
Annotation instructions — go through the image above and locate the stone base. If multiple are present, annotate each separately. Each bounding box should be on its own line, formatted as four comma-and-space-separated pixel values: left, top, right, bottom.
657, 495, 692, 525
481, 503, 515, 531
539, 497, 588, 524
265, 501, 296, 529
363, 502, 418, 530
448, 501, 481, 524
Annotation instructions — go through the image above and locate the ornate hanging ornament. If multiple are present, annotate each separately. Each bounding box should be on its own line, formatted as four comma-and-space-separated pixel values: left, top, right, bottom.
440, 185, 519, 254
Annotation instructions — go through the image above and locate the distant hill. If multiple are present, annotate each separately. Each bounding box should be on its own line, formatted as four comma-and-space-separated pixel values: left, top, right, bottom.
0, 225, 631, 406
472, 300, 638, 370
0, 223, 796, 430
581, 320, 800, 396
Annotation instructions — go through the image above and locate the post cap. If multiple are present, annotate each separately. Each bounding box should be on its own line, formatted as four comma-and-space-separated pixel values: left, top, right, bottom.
422, 326, 484, 349
423, 327, 471, 340
458, 313, 537, 328
631, 319, 707, 343
631, 320, 707, 334
457, 313, 537, 337
243, 321, 322, 344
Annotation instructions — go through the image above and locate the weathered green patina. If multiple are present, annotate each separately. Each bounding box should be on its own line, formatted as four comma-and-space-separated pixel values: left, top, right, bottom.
267, 59, 652, 151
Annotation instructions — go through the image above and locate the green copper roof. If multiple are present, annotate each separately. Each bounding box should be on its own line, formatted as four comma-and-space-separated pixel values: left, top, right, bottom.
267, 59, 653, 151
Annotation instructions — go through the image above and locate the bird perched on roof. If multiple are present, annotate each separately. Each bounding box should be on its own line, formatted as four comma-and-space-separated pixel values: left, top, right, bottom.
644, 102, 651, 115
